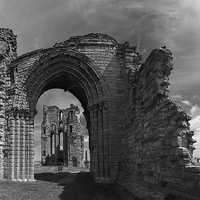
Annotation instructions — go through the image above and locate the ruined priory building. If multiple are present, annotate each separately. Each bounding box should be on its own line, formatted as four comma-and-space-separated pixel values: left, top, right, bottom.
0, 28, 200, 199
41, 104, 84, 167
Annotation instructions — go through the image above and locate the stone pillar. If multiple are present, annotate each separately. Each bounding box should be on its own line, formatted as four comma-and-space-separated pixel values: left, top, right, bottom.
54, 131, 57, 158
0, 80, 5, 180
89, 102, 111, 183
87, 107, 94, 175
98, 103, 104, 181
56, 131, 60, 158
19, 112, 25, 180
103, 102, 110, 182
25, 113, 29, 180
8, 112, 15, 180
28, 110, 35, 180
93, 104, 100, 180
63, 131, 67, 166
0, 28, 17, 180
14, 111, 20, 180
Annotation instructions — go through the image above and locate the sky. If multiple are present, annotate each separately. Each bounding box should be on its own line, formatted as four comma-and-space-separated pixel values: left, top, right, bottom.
1, 0, 200, 158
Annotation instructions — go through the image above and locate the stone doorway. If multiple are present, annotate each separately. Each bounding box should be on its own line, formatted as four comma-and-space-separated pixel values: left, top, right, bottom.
72, 157, 78, 167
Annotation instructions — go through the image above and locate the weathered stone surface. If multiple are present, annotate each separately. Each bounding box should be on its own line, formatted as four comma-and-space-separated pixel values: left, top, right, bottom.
0, 28, 199, 198
118, 45, 200, 199
41, 104, 84, 167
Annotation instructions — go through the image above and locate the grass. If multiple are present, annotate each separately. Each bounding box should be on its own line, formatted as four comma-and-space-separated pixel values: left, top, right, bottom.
0, 179, 63, 200
0, 166, 119, 200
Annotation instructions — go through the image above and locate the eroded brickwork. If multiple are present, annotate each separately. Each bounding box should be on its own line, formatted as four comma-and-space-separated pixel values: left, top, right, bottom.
119, 45, 200, 199
41, 104, 84, 167
0, 27, 199, 199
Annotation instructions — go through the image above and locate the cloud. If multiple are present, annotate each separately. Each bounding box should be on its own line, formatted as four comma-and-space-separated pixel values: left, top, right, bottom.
181, 100, 193, 107
171, 95, 182, 101
1, 0, 199, 57
186, 102, 200, 157
190, 113, 200, 158
169, 96, 200, 157
1, 0, 200, 95
189, 105, 200, 118
193, 95, 198, 99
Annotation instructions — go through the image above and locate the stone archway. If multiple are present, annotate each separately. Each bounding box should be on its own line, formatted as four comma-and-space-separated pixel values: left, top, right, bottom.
0, 31, 128, 183
27, 49, 111, 180
6, 48, 115, 182
0, 30, 128, 183
1, 28, 200, 199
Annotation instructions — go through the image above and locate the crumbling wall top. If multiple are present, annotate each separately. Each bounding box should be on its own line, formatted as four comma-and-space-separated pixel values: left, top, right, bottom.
0, 28, 17, 58
53, 33, 119, 49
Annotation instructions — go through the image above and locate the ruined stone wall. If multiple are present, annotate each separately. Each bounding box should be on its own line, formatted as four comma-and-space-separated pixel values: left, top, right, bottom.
41, 104, 84, 167
120, 45, 200, 199
0, 28, 18, 179
2, 29, 199, 196
53, 34, 125, 180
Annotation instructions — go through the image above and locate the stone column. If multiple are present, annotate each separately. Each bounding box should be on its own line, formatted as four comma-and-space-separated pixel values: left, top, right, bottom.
56, 130, 60, 158
14, 111, 20, 180
63, 130, 67, 166
8, 112, 15, 180
0, 28, 17, 180
54, 131, 57, 158
19, 112, 25, 180
25, 113, 29, 180
58, 132, 60, 152
93, 104, 100, 180
0, 79, 5, 180
98, 103, 104, 181
103, 102, 110, 182
28, 110, 35, 180
87, 107, 93, 175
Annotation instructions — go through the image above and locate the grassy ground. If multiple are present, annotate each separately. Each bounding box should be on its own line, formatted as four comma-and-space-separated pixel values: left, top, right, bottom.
0, 166, 121, 200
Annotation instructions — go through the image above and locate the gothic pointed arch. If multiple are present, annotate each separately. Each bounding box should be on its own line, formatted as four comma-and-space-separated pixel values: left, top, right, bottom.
22, 48, 111, 115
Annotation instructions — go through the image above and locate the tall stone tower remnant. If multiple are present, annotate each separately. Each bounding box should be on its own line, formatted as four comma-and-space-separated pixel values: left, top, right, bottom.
41, 104, 84, 167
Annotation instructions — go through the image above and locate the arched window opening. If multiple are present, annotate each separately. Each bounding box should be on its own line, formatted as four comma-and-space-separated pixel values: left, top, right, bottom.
60, 111, 63, 120
59, 122, 63, 128
70, 111, 73, 118
70, 125, 73, 133
43, 129, 46, 135
51, 133, 55, 155
72, 157, 77, 167
60, 132, 63, 151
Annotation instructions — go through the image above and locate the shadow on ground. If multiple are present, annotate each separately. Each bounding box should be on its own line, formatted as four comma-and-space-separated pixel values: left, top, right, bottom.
34, 169, 121, 200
